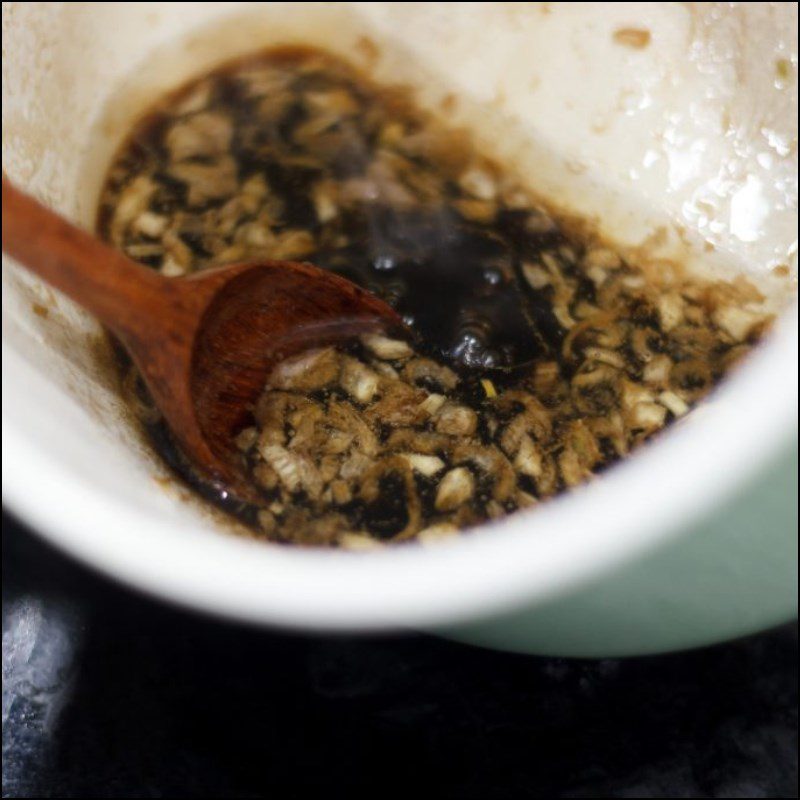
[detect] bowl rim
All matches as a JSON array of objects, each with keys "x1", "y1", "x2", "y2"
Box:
[{"x1": 3, "y1": 300, "x2": 797, "y2": 630}]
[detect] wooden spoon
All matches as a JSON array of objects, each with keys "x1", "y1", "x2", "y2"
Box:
[{"x1": 2, "y1": 177, "x2": 405, "y2": 501}]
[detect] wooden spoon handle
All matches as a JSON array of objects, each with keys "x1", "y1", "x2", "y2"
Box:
[{"x1": 2, "y1": 176, "x2": 170, "y2": 339}]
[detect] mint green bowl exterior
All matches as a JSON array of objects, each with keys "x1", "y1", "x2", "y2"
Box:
[{"x1": 440, "y1": 443, "x2": 798, "y2": 657}]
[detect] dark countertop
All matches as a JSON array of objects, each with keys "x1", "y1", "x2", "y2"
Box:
[{"x1": 2, "y1": 511, "x2": 797, "y2": 799}]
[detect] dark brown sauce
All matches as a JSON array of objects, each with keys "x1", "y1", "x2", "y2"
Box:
[
  {"x1": 97, "y1": 46, "x2": 770, "y2": 545},
  {"x1": 98, "y1": 47, "x2": 568, "y2": 373}
]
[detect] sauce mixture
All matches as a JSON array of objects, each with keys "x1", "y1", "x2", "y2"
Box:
[{"x1": 98, "y1": 47, "x2": 772, "y2": 546}]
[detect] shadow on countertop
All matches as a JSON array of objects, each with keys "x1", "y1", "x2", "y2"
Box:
[{"x1": 2, "y1": 511, "x2": 797, "y2": 799}]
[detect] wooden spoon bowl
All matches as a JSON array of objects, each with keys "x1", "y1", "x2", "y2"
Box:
[{"x1": 2, "y1": 177, "x2": 404, "y2": 501}]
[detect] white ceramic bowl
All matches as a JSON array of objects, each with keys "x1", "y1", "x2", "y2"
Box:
[{"x1": 3, "y1": 2, "x2": 797, "y2": 655}]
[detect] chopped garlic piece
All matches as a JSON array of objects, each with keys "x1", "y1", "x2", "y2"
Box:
[
  {"x1": 360, "y1": 334, "x2": 413, "y2": 360},
  {"x1": 435, "y1": 467, "x2": 474, "y2": 511},
  {"x1": 658, "y1": 390, "x2": 689, "y2": 417},
  {"x1": 400, "y1": 453, "x2": 446, "y2": 477}
]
